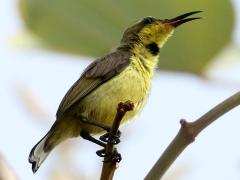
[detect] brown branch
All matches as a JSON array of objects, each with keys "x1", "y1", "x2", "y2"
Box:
[
  {"x1": 100, "y1": 101, "x2": 134, "y2": 180},
  {"x1": 145, "y1": 91, "x2": 240, "y2": 180}
]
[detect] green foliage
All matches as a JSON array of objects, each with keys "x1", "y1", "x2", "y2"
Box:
[{"x1": 20, "y1": 0, "x2": 234, "y2": 74}]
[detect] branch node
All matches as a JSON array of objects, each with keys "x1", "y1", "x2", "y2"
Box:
[
  {"x1": 118, "y1": 101, "x2": 134, "y2": 112},
  {"x1": 180, "y1": 119, "x2": 196, "y2": 143}
]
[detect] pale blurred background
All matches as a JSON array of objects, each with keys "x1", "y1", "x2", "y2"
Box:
[{"x1": 0, "y1": 0, "x2": 240, "y2": 180}]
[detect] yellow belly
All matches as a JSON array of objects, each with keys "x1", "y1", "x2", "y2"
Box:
[{"x1": 78, "y1": 64, "x2": 151, "y2": 134}]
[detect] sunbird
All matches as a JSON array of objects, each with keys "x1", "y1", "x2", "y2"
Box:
[{"x1": 29, "y1": 11, "x2": 201, "y2": 173}]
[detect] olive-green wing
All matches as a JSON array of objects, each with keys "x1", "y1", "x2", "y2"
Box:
[{"x1": 56, "y1": 50, "x2": 131, "y2": 117}]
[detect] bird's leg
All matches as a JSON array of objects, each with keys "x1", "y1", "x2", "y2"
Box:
[
  {"x1": 80, "y1": 131, "x2": 107, "y2": 157},
  {"x1": 79, "y1": 115, "x2": 121, "y2": 144},
  {"x1": 80, "y1": 131, "x2": 106, "y2": 147},
  {"x1": 80, "y1": 131, "x2": 120, "y2": 161},
  {"x1": 79, "y1": 115, "x2": 111, "y2": 132}
]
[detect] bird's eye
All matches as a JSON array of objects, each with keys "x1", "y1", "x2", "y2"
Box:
[{"x1": 142, "y1": 17, "x2": 156, "y2": 25}]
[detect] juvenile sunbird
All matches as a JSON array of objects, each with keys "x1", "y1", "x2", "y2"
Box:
[{"x1": 29, "y1": 11, "x2": 201, "y2": 173}]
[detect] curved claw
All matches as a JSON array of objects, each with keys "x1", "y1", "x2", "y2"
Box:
[
  {"x1": 99, "y1": 133, "x2": 109, "y2": 142},
  {"x1": 96, "y1": 149, "x2": 107, "y2": 157},
  {"x1": 109, "y1": 136, "x2": 120, "y2": 145},
  {"x1": 97, "y1": 148, "x2": 122, "y2": 163},
  {"x1": 111, "y1": 150, "x2": 122, "y2": 163},
  {"x1": 99, "y1": 130, "x2": 121, "y2": 144}
]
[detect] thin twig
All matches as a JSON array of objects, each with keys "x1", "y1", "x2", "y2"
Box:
[
  {"x1": 100, "y1": 101, "x2": 134, "y2": 180},
  {"x1": 145, "y1": 91, "x2": 240, "y2": 180}
]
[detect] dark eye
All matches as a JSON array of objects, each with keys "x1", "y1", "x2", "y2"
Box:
[{"x1": 142, "y1": 17, "x2": 156, "y2": 25}]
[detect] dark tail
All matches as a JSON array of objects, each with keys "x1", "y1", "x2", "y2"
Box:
[
  {"x1": 29, "y1": 117, "x2": 81, "y2": 173},
  {"x1": 28, "y1": 132, "x2": 52, "y2": 173}
]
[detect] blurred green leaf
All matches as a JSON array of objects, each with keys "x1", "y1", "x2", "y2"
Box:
[{"x1": 19, "y1": 0, "x2": 234, "y2": 74}]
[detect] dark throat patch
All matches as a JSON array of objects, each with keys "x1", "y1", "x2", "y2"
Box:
[{"x1": 145, "y1": 42, "x2": 159, "y2": 56}]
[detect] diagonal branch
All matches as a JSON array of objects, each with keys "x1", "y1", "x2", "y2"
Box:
[
  {"x1": 100, "y1": 101, "x2": 134, "y2": 180},
  {"x1": 145, "y1": 91, "x2": 240, "y2": 180}
]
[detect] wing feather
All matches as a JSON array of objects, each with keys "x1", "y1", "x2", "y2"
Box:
[{"x1": 56, "y1": 50, "x2": 131, "y2": 117}]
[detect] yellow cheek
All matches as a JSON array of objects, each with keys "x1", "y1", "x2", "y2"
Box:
[
  {"x1": 157, "y1": 29, "x2": 174, "y2": 47},
  {"x1": 139, "y1": 24, "x2": 174, "y2": 47}
]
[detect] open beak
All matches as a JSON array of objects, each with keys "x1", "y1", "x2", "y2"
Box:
[{"x1": 163, "y1": 11, "x2": 202, "y2": 27}]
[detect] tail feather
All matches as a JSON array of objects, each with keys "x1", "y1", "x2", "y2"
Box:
[
  {"x1": 29, "y1": 118, "x2": 81, "y2": 173},
  {"x1": 28, "y1": 133, "x2": 51, "y2": 173}
]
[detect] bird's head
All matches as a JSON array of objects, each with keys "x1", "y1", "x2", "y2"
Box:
[{"x1": 121, "y1": 11, "x2": 202, "y2": 55}]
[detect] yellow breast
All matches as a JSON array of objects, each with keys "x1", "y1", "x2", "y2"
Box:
[{"x1": 79, "y1": 54, "x2": 158, "y2": 134}]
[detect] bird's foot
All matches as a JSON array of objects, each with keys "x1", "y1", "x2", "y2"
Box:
[
  {"x1": 96, "y1": 148, "x2": 122, "y2": 163},
  {"x1": 99, "y1": 130, "x2": 121, "y2": 144},
  {"x1": 96, "y1": 149, "x2": 107, "y2": 157}
]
